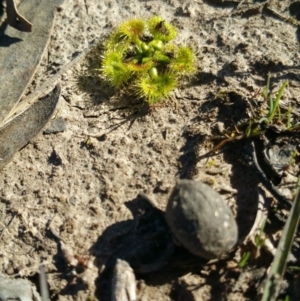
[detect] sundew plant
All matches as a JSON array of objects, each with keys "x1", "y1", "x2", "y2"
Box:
[{"x1": 101, "y1": 16, "x2": 196, "y2": 105}]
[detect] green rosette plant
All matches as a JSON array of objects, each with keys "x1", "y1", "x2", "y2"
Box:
[{"x1": 101, "y1": 16, "x2": 196, "y2": 105}]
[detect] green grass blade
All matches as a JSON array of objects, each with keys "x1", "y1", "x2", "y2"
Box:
[
  {"x1": 268, "y1": 80, "x2": 288, "y2": 122},
  {"x1": 268, "y1": 96, "x2": 274, "y2": 122},
  {"x1": 239, "y1": 251, "x2": 251, "y2": 268},
  {"x1": 262, "y1": 72, "x2": 271, "y2": 99},
  {"x1": 287, "y1": 105, "x2": 292, "y2": 129}
]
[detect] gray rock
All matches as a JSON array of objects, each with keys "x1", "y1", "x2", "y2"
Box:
[
  {"x1": 0, "y1": 274, "x2": 41, "y2": 301},
  {"x1": 165, "y1": 180, "x2": 238, "y2": 259},
  {"x1": 43, "y1": 116, "x2": 66, "y2": 134}
]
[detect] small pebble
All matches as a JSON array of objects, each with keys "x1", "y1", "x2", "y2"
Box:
[
  {"x1": 43, "y1": 116, "x2": 66, "y2": 134},
  {"x1": 165, "y1": 180, "x2": 238, "y2": 259}
]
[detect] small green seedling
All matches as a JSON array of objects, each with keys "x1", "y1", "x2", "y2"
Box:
[
  {"x1": 101, "y1": 16, "x2": 196, "y2": 104},
  {"x1": 259, "y1": 73, "x2": 288, "y2": 125},
  {"x1": 210, "y1": 74, "x2": 300, "y2": 156},
  {"x1": 238, "y1": 219, "x2": 267, "y2": 268},
  {"x1": 243, "y1": 73, "x2": 300, "y2": 138}
]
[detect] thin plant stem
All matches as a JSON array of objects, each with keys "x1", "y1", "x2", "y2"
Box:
[
  {"x1": 261, "y1": 178, "x2": 300, "y2": 301},
  {"x1": 39, "y1": 264, "x2": 50, "y2": 301}
]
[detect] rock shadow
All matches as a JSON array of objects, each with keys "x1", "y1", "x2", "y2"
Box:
[
  {"x1": 90, "y1": 193, "x2": 174, "y2": 300},
  {"x1": 90, "y1": 192, "x2": 230, "y2": 301}
]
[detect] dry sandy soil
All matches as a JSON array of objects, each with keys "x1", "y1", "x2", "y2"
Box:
[{"x1": 1, "y1": 0, "x2": 300, "y2": 300}]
